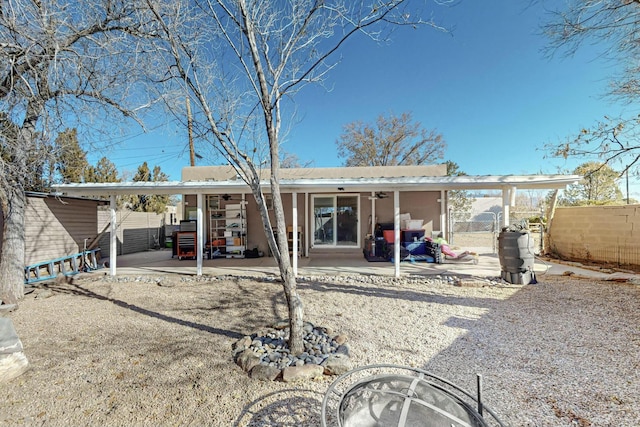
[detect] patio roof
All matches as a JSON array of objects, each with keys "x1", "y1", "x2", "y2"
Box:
[
  {"x1": 53, "y1": 174, "x2": 580, "y2": 196},
  {"x1": 51, "y1": 168, "x2": 580, "y2": 280}
]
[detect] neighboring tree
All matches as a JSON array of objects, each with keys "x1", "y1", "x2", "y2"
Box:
[
  {"x1": 127, "y1": 162, "x2": 170, "y2": 214},
  {"x1": 559, "y1": 161, "x2": 624, "y2": 206},
  {"x1": 0, "y1": 1, "x2": 154, "y2": 304},
  {"x1": 85, "y1": 157, "x2": 120, "y2": 184},
  {"x1": 336, "y1": 112, "x2": 446, "y2": 167},
  {"x1": 144, "y1": 1, "x2": 446, "y2": 354},
  {"x1": 280, "y1": 151, "x2": 312, "y2": 169},
  {"x1": 445, "y1": 160, "x2": 472, "y2": 218},
  {"x1": 544, "y1": 116, "x2": 640, "y2": 200},
  {"x1": 543, "y1": 1, "x2": 640, "y2": 185},
  {"x1": 55, "y1": 128, "x2": 90, "y2": 184}
]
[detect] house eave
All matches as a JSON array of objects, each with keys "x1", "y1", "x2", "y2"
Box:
[{"x1": 52, "y1": 174, "x2": 580, "y2": 197}]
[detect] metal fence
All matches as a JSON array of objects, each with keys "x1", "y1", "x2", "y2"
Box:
[{"x1": 449, "y1": 210, "x2": 544, "y2": 254}]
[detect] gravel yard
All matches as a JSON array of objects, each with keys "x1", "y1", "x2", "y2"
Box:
[{"x1": 1, "y1": 271, "x2": 639, "y2": 426}]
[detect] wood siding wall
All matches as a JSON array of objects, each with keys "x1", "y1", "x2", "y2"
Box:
[
  {"x1": 24, "y1": 196, "x2": 99, "y2": 266},
  {"x1": 548, "y1": 204, "x2": 640, "y2": 267}
]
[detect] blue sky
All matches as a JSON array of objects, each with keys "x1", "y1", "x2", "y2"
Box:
[{"x1": 87, "y1": 1, "x2": 639, "y2": 198}]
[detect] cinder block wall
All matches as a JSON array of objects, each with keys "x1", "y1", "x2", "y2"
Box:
[{"x1": 548, "y1": 204, "x2": 640, "y2": 267}]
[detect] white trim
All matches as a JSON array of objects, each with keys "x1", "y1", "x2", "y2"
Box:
[
  {"x1": 292, "y1": 192, "x2": 298, "y2": 276},
  {"x1": 110, "y1": 195, "x2": 117, "y2": 276},
  {"x1": 311, "y1": 193, "x2": 360, "y2": 248},
  {"x1": 53, "y1": 174, "x2": 580, "y2": 197},
  {"x1": 304, "y1": 193, "x2": 309, "y2": 257},
  {"x1": 394, "y1": 190, "x2": 400, "y2": 278},
  {"x1": 196, "y1": 193, "x2": 204, "y2": 275}
]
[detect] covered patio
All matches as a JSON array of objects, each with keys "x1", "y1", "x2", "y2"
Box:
[{"x1": 54, "y1": 168, "x2": 579, "y2": 279}]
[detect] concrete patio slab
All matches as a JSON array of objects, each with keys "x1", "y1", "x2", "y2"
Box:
[{"x1": 82, "y1": 248, "x2": 639, "y2": 281}]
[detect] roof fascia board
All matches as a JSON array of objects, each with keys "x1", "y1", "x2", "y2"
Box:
[{"x1": 53, "y1": 174, "x2": 581, "y2": 196}]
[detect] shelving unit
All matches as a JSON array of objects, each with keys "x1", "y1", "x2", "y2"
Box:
[
  {"x1": 206, "y1": 195, "x2": 247, "y2": 258},
  {"x1": 207, "y1": 195, "x2": 226, "y2": 258},
  {"x1": 287, "y1": 226, "x2": 303, "y2": 257},
  {"x1": 224, "y1": 203, "x2": 246, "y2": 258}
]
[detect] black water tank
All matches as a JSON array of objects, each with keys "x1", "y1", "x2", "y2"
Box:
[{"x1": 498, "y1": 230, "x2": 535, "y2": 284}]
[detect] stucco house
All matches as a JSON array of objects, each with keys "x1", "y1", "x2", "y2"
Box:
[{"x1": 54, "y1": 164, "x2": 579, "y2": 277}]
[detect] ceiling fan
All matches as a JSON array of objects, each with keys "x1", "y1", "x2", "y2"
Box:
[{"x1": 366, "y1": 192, "x2": 389, "y2": 200}]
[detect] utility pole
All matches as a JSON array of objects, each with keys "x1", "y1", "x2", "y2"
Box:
[{"x1": 187, "y1": 97, "x2": 195, "y2": 166}]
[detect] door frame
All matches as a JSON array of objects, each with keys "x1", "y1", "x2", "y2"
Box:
[{"x1": 311, "y1": 193, "x2": 360, "y2": 248}]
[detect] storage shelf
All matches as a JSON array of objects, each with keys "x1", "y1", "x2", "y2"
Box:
[{"x1": 206, "y1": 196, "x2": 247, "y2": 258}]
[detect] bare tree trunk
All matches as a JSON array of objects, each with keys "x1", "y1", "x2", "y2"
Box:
[
  {"x1": 543, "y1": 189, "x2": 559, "y2": 256},
  {"x1": 0, "y1": 123, "x2": 31, "y2": 304},
  {"x1": 270, "y1": 176, "x2": 304, "y2": 355},
  {"x1": 0, "y1": 187, "x2": 26, "y2": 304}
]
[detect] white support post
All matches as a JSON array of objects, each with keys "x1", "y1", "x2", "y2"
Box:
[
  {"x1": 109, "y1": 194, "x2": 117, "y2": 276},
  {"x1": 502, "y1": 187, "x2": 511, "y2": 228},
  {"x1": 304, "y1": 192, "x2": 309, "y2": 257},
  {"x1": 371, "y1": 191, "x2": 376, "y2": 237},
  {"x1": 292, "y1": 192, "x2": 298, "y2": 276},
  {"x1": 440, "y1": 190, "x2": 446, "y2": 239},
  {"x1": 196, "y1": 193, "x2": 204, "y2": 276},
  {"x1": 394, "y1": 190, "x2": 400, "y2": 278}
]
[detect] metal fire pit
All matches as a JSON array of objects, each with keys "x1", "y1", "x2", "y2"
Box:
[{"x1": 321, "y1": 364, "x2": 507, "y2": 427}]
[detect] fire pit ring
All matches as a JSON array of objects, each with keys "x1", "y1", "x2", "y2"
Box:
[{"x1": 321, "y1": 364, "x2": 507, "y2": 427}]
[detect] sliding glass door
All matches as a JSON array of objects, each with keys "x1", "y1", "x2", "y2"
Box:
[{"x1": 312, "y1": 195, "x2": 359, "y2": 247}]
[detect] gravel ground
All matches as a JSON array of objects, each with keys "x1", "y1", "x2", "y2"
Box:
[{"x1": 1, "y1": 271, "x2": 639, "y2": 426}]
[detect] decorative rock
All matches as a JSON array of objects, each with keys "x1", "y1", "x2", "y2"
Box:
[
  {"x1": 234, "y1": 320, "x2": 351, "y2": 382},
  {"x1": 235, "y1": 349, "x2": 262, "y2": 372},
  {"x1": 322, "y1": 354, "x2": 352, "y2": 375},
  {"x1": 250, "y1": 364, "x2": 281, "y2": 381},
  {"x1": 268, "y1": 351, "x2": 280, "y2": 362},
  {"x1": 272, "y1": 319, "x2": 289, "y2": 329},
  {"x1": 335, "y1": 344, "x2": 350, "y2": 356},
  {"x1": 231, "y1": 336, "x2": 252, "y2": 355},
  {"x1": 282, "y1": 364, "x2": 324, "y2": 383},
  {"x1": 333, "y1": 334, "x2": 348, "y2": 345}
]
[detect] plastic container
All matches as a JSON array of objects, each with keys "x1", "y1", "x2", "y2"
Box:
[
  {"x1": 383, "y1": 230, "x2": 395, "y2": 244},
  {"x1": 498, "y1": 231, "x2": 535, "y2": 284},
  {"x1": 403, "y1": 219, "x2": 423, "y2": 230}
]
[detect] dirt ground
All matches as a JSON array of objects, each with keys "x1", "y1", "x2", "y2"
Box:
[{"x1": 1, "y1": 271, "x2": 639, "y2": 426}]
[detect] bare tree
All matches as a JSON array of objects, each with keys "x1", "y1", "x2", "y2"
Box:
[
  {"x1": 544, "y1": 114, "x2": 640, "y2": 183},
  {"x1": 0, "y1": 1, "x2": 155, "y2": 304},
  {"x1": 543, "y1": 0, "x2": 640, "y2": 103},
  {"x1": 542, "y1": 1, "x2": 640, "y2": 182},
  {"x1": 143, "y1": 0, "x2": 447, "y2": 354},
  {"x1": 337, "y1": 111, "x2": 446, "y2": 167}
]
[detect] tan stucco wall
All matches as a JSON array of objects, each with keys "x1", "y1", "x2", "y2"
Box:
[
  {"x1": 182, "y1": 164, "x2": 448, "y2": 181},
  {"x1": 548, "y1": 204, "x2": 640, "y2": 267},
  {"x1": 184, "y1": 191, "x2": 443, "y2": 255}
]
